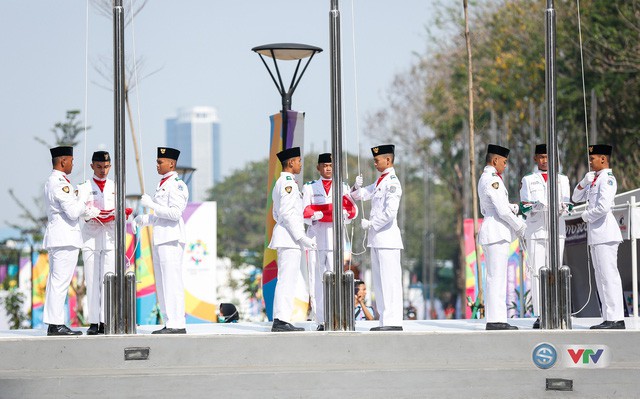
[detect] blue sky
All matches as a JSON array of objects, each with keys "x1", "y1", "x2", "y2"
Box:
[{"x1": 0, "y1": 0, "x2": 439, "y2": 235}]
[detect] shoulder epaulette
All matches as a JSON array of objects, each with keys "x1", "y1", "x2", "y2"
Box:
[{"x1": 304, "y1": 180, "x2": 315, "y2": 185}]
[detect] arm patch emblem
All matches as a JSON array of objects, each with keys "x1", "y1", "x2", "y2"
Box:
[
  {"x1": 492, "y1": 182, "x2": 499, "y2": 189},
  {"x1": 285, "y1": 186, "x2": 292, "y2": 194},
  {"x1": 62, "y1": 186, "x2": 70, "y2": 193}
]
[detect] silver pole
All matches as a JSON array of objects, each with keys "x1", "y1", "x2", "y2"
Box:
[
  {"x1": 540, "y1": 266, "x2": 551, "y2": 329},
  {"x1": 329, "y1": 0, "x2": 346, "y2": 330},
  {"x1": 323, "y1": 271, "x2": 336, "y2": 331},
  {"x1": 343, "y1": 270, "x2": 355, "y2": 331},
  {"x1": 559, "y1": 265, "x2": 572, "y2": 329},
  {"x1": 545, "y1": 0, "x2": 563, "y2": 329},
  {"x1": 113, "y1": 0, "x2": 127, "y2": 334},
  {"x1": 104, "y1": 272, "x2": 117, "y2": 335},
  {"x1": 125, "y1": 271, "x2": 137, "y2": 334},
  {"x1": 631, "y1": 196, "x2": 638, "y2": 318}
]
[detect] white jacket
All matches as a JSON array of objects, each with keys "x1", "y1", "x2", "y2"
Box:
[
  {"x1": 139, "y1": 171, "x2": 189, "y2": 245},
  {"x1": 351, "y1": 167, "x2": 403, "y2": 249},
  {"x1": 269, "y1": 172, "x2": 305, "y2": 249},
  {"x1": 302, "y1": 178, "x2": 356, "y2": 250},
  {"x1": 478, "y1": 165, "x2": 526, "y2": 245},
  {"x1": 79, "y1": 177, "x2": 116, "y2": 250},
  {"x1": 43, "y1": 170, "x2": 85, "y2": 249},
  {"x1": 519, "y1": 169, "x2": 571, "y2": 239},
  {"x1": 572, "y1": 168, "x2": 622, "y2": 245}
]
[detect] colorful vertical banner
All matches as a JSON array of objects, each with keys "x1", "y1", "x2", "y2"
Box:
[
  {"x1": 182, "y1": 202, "x2": 218, "y2": 323},
  {"x1": 31, "y1": 252, "x2": 49, "y2": 328},
  {"x1": 262, "y1": 110, "x2": 308, "y2": 321},
  {"x1": 135, "y1": 224, "x2": 159, "y2": 325},
  {"x1": 464, "y1": 218, "x2": 527, "y2": 319}
]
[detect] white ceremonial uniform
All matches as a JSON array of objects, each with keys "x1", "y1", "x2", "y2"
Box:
[
  {"x1": 519, "y1": 168, "x2": 571, "y2": 316},
  {"x1": 78, "y1": 177, "x2": 116, "y2": 324},
  {"x1": 478, "y1": 165, "x2": 526, "y2": 323},
  {"x1": 572, "y1": 168, "x2": 624, "y2": 321},
  {"x1": 137, "y1": 171, "x2": 189, "y2": 328},
  {"x1": 302, "y1": 178, "x2": 356, "y2": 323},
  {"x1": 43, "y1": 170, "x2": 87, "y2": 325},
  {"x1": 351, "y1": 167, "x2": 404, "y2": 327},
  {"x1": 269, "y1": 172, "x2": 306, "y2": 323}
]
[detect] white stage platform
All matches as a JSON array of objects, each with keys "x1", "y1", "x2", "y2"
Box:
[{"x1": 1, "y1": 318, "x2": 639, "y2": 398}]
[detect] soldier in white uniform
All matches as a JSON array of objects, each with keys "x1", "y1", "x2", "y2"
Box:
[
  {"x1": 302, "y1": 153, "x2": 357, "y2": 330},
  {"x1": 572, "y1": 144, "x2": 625, "y2": 329},
  {"x1": 268, "y1": 147, "x2": 317, "y2": 332},
  {"x1": 78, "y1": 151, "x2": 132, "y2": 335},
  {"x1": 134, "y1": 147, "x2": 189, "y2": 334},
  {"x1": 43, "y1": 146, "x2": 99, "y2": 336},
  {"x1": 519, "y1": 144, "x2": 571, "y2": 328},
  {"x1": 478, "y1": 144, "x2": 526, "y2": 330},
  {"x1": 351, "y1": 144, "x2": 404, "y2": 331}
]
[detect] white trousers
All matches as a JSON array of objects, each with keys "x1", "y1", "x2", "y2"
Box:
[
  {"x1": 82, "y1": 249, "x2": 115, "y2": 324},
  {"x1": 527, "y1": 237, "x2": 565, "y2": 316},
  {"x1": 308, "y1": 249, "x2": 333, "y2": 324},
  {"x1": 591, "y1": 242, "x2": 624, "y2": 321},
  {"x1": 483, "y1": 241, "x2": 510, "y2": 323},
  {"x1": 274, "y1": 248, "x2": 302, "y2": 323},
  {"x1": 152, "y1": 241, "x2": 186, "y2": 329},
  {"x1": 43, "y1": 246, "x2": 79, "y2": 325},
  {"x1": 371, "y1": 248, "x2": 403, "y2": 327}
]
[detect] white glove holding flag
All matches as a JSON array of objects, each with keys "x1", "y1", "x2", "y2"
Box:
[
  {"x1": 353, "y1": 175, "x2": 363, "y2": 190},
  {"x1": 361, "y1": 218, "x2": 372, "y2": 230},
  {"x1": 579, "y1": 171, "x2": 595, "y2": 188},
  {"x1": 311, "y1": 211, "x2": 323, "y2": 221},
  {"x1": 509, "y1": 203, "x2": 519, "y2": 215},
  {"x1": 140, "y1": 194, "x2": 156, "y2": 210},
  {"x1": 532, "y1": 201, "x2": 547, "y2": 212},
  {"x1": 84, "y1": 206, "x2": 100, "y2": 219},
  {"x1": 298, "y1": 236, "x2": 317, "y2": 250},
  {"x1": 132, "y1": 215, "x2": 145, "y2": 233}
]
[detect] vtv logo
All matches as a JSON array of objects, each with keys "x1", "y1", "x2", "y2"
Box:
[
  {"x1": 564, "y1": 345, "x2": 610, "y2": 368},
  {"x1": 568, "y1": 348, "x2": 604, "y2": 364}
]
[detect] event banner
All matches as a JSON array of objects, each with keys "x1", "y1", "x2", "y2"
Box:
[
  {"x1": 182, "y1": 202, "x2": 217, "y2": 323},
  {"x1": 262, "y1": 110, "x2": 309, "y2": 321}
]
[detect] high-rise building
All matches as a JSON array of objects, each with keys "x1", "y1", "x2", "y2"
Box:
[{"x1": 166, "y1": 106, "x2": 221, "y2": 202}]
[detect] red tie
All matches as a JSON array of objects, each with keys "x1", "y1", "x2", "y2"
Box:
[
  {"x1": 497, "y1": 173, "x2": 503, "y2": 181},
  {"x1": 541, "y1": 173, "x2": 548, "y2": 183},
  {"x1": 376, "y1": 173, "x2": 389, "y2": 187},
  {"x1": 63, "y1": 175, "x2": 70, "y2": 183},
  {"x1": 322, "y1": 180, "x2": 332, "y2": 195},
  {"x1": 93, "y1": 178, "x2": 106, "y2": 192},
  {"x1": 160, "y1": 175, "x2": 172, "y2": 186},
  {"x1": 591, "y1": 174, "x2": 599, "y2": 187}
]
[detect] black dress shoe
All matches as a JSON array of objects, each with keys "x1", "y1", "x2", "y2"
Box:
[
  {"x1": 151, "y1": 326, "x2": 187, "y2": 334},
  {"x1": 590, "y1": 320, "x2": 625, "y2": 330},
  {"x1": 486, "y1": 322, "x2": 518, "y2": 331},
  {"x1": 271, "y1": 319, "x2": 304, "y2": 332},
  {"x1": 532, "y1": 318, "x2": 540, "y2": 329},
  {"x1": 47, "y1": 324, "x2": 82, "y2": 336},
  {"x1": 98, "y1": 323, "x2": 105, "y2": 334},
  {"x1": 316, "y1": 324, "x2": 325, "y2": 331},
  {"x1": 370, "y1": 326, "x2": 403, "y2": 331},
  {"x1": 86, "y1": 323, "x2": 101, "y2": 335}
]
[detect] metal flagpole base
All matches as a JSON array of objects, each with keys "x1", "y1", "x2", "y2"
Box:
[
  {"x1": 540, "y1": 266, "x2": 552, "y2": 329},
  {"x1": 323, "y1": 271, "x2": 336, "y2": 331},
  {"x1": 559, "y1": 265, "x2": 572, "y2": 329},
  {"x1": 342, "y1": 270, "x2": 355, "y2": 331},
  {"x1": 125, "y1": 271, "x2": 137, "y2": 334},
  {"x1": 104, "y1": 272, "x2": 117, "y2": 335}
]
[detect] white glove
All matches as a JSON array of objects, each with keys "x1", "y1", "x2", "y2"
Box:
[
  {"x1": 140, "y1": 194, "x2": 156, "y2": 210},
  {"x1": 342, "y1": 210, "x2": 349, "y2": 220},
  {"x1": 509, "y1": 204, "x2": 519, "y2": 215},
  {"x1": 361, "y1": 218, "x2": 371, "y2": 230},
  {"x1": 579, "y1": 171, "x2": 595, "y2": 188},
  {"x1": 559, "y1": 202, "x2": 569, "y2": 215},
  {"x1": 84, "y1": 206, "x2": 100, "y2": 219},
  {"x1": 133, "y1": 215, "x2": 145, "y2": 231},
  {"x1": 353, "y1": 174, "x2": 363, "y2": 190},
  {"x1": 532, "y1": 202, "x2": 547, "y2": 212},
  {"x1": 515, "y1": 224, "x2": 526, "y2": 239},
  {"x1": 298, "y1": 236, "x2": 317, "y2": 250},
  {"x1": 581, "y1": 211, "x2": 589, "y2": 222},
  {"x1": 311, "y1": 211, "x2": 323, "y2": 221}
]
